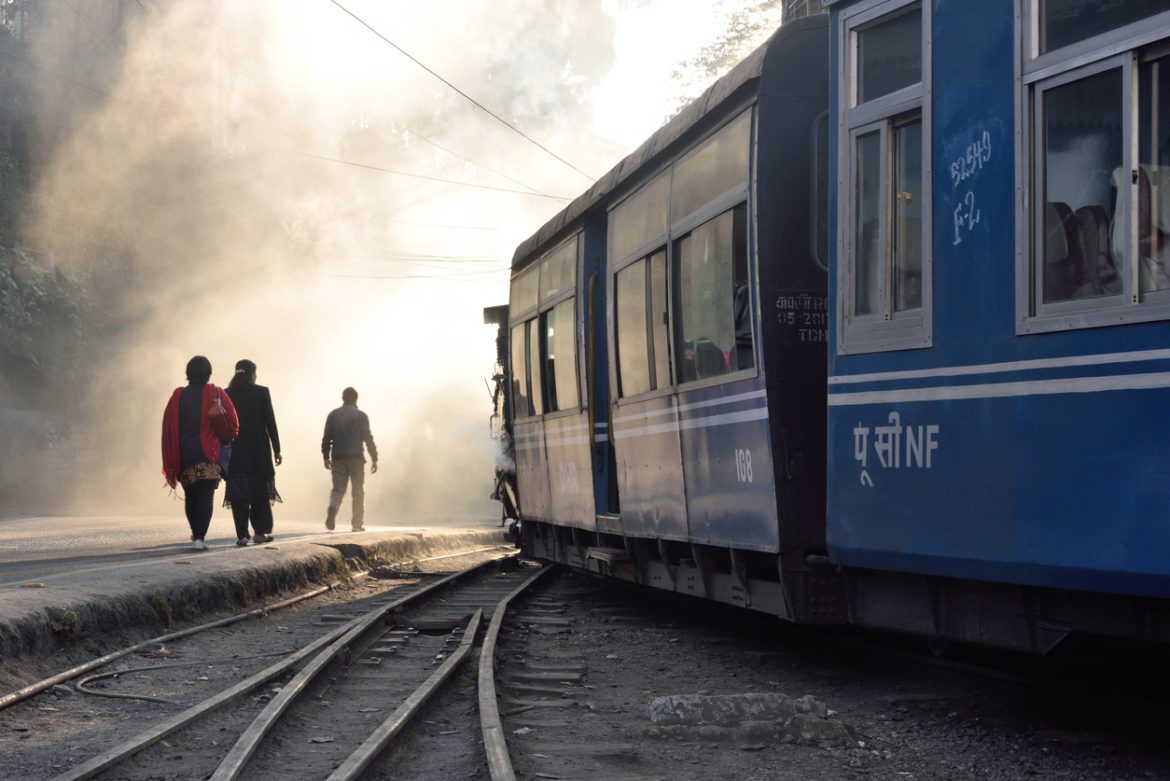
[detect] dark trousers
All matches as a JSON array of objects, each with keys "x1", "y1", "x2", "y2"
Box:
[
  {"x1": 326, "y1": 457, "x2": 365, "y2": 528},
  {"x1": 231, "y1": 475, "x2": 274, "y2": 539},
  {"x1": 183, "y1": 480, "x2": 217, "y2": 540}
]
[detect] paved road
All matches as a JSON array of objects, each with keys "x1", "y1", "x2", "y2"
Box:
[{"x1": 0, "y1": 513, "x2": 499, "y2": 586}]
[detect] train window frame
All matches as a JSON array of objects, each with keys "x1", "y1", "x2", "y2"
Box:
[
  {"x1": 613, "y1": 248, "x2": 672, "y2": 400},
  {"x1": 607, "y1": 105, "x2": 760, "y2": 404},
  {"x1": 673, "y1": 203, "x2": 755, "y2": 388},
  {"x1": 836, "y1": 0, "x2": 933, "y2": 355},
  {"x1": 1016, "y1": 1, "x2": 1170, "y2": 333},
  {"x1": 509, "y1": 233, "x2": 584, "y2": 418}
]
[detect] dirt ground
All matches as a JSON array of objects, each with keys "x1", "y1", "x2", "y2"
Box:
[{"x1": 1, "y1": 560, "x2": 1168, "y2": 780}]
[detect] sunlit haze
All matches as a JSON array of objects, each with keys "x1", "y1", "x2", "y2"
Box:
[{"x1": 3, "y1": 0, "x2": 788, "y2": 523}]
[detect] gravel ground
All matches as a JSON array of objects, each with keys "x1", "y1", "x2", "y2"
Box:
[
  {"x1": 2, "y1": 557, "x2": 1167, "y2": 780},
  {"x1": 497, "y1": 572, "x2": 1170, "y2": 781},
  {"x1": 0, "y1": 548, "x2": 513, "y2": 780}
]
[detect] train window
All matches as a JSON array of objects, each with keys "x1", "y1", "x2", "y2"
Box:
[
  {"x1": 855, "y1": 5, "x2": 921, "y2": 105},
  {"x1": 615, "y1": 260, "x2": 651, "y2": 397},
  {"x1": 510, "y1": 323, "x2": 531, "y2": 418},
  {"x1": 539, "y1": 237, "x2": 577, "y2": 302},
  {"x1": 670, "y1": 110, "x2": 751, "y2": 224},
  {"x1": 526, "y1": 318, "x2": 544, "y2": 416},
  {"x1": 838, "y1": 0, "x2": 931, "y2": 353},
  {"x1": 649, "y1": 251, "x2": 671, "y2": 388},
  {"x1": 510, "y1": 268, "x2": 538, "y2": 318},
  {"x1": 611, "y1": 171, "x2": 669, "y2": 263},
  {"x1": 1020, "y1": 7, "x2": 1170, "y2": 330},
  {"x1": 1038, "y1": 0, "x2": 1170, "y2": 56},
  {"x1": 674, "y1": 205, "x2": 752, "y2": 382},
  {"x1": 615, "y1": 251, "x2": 670, "y2": 397},
  {"x1": 1037, "y1": 66, "x2": 1124, "y2": 304},
  {"x1": 540, "y1": 298, "x2": 578, "y2": 412}
]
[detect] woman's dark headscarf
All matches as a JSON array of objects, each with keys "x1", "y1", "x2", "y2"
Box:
[
  {"x1": 186, "y1": 355, "x2": 212, "y2": 384},
  {"x1": 229, "y1": 359, "x2": 256, "y2": 389}
]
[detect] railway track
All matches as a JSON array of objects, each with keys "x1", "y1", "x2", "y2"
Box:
[{"x1": 26, "y1": 555, "x2": 549, "y2": 781}]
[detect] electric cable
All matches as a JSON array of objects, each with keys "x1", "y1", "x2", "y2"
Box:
[{"x1": 328, "y1": 0, "x2": 597, "y2": 182}]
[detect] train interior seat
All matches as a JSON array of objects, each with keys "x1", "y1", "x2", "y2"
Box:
[
  {"x1": 1074, "y1": 204, "x2": 1120, "y2": 296},
  {"x1": 1044, "y1": 201, "x2": 1084, "y2": 302}
]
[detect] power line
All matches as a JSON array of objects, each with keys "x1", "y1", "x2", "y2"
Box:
[
  {"x1": 329, "y1": 0, "x2": 597, "y2": 182},
  {"x1": 385, "y1": 219, "x2": 496, "y2": 232},
  {"x1": 325, "y1": 267, "x2": 508, "y2": 280},
  {"x1": 0, "y1": 51, "x2": 572, "y2": 204},
  {"x1": 400, "y1": 123, "x2": 558, "y2": 199},
  {"x1": 285, "y1": 148, "x2": 571, "y2": 201}
]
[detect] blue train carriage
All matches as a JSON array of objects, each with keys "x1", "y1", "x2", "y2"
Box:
[
  {"x1": 511, "y1": 15, "x2": 842, "y2": 623},
  {"x1": 826, "y1": 0, "x2": 1170, "y2": 651}
]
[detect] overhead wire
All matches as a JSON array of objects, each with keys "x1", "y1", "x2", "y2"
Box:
[
  {"x1": 284, "y1": 148, "x2": 570, "y2": 201},
  {"x1": 328, "y1": 0, "x2": 598, "y2": 182}
]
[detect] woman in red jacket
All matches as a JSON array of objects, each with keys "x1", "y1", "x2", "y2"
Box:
[{"x1": 161, "y1": 355, "x2": 239, "y2": 550}]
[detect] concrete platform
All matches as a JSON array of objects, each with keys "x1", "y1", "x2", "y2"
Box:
[{"x1": 0, "y1": 526, "x2": 510, "y2": 659}]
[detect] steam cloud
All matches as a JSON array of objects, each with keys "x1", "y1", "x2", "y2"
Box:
[{"x1": 13, "y1": 0, "x2": 785, "y2": 523}]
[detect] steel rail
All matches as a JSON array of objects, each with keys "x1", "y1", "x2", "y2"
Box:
[
  {"x1": 52, "y1": 599, "x2": 368, "y2": 781},
  {"x1": 326, "y1": 608, "x2": 484, "y2": 781},
  {"x1": 0, "y1": 582, "x2": 335, "y2": 715},
  {"x1": 479, "y1": 564, "x2": 557, "y2": 781},
  {"x1": 209, "y1": 556, "x2": 510, "y2": 781}
]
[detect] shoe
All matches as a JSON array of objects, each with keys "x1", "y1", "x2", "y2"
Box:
[
  {"x1": 236, "y1": 538, "x2": 249, "y2": 547},
  {"x1": 351, "y1": 526, "x2": 365, "y2": 532},
  {"x1": 254, "y1": 534, "x2": 273, "y2": 544},
  {"x1": 193, "y1": 539, "x2": 207, "y2": 551},
  {"x1": 325, "y1": 516, "x2": 335, "y2": 531}
]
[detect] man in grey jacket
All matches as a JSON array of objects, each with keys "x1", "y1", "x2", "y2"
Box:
[{"x1": 321, "y1": 387, "x2": 378, "y2": 531}]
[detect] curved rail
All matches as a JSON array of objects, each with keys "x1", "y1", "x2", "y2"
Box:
[
  {"x1": 0, "y1": 582, "x2": 334, "y2": 715},
  {"x1": 326, "y1": 609, "x2": 484, "y2": 781},
  {"x1": 479, "y1": 564, "x2": 557, "y2": 781},
  {"x1": 209, "y1": 558, "x2": 505, "y2": 781}
]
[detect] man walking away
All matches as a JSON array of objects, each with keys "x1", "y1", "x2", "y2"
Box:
[{"x1": 322, "y1": 387, "x2": 378, "y2": 531}]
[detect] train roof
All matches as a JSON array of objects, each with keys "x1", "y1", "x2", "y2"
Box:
[{"x1": 511, "y1": 13, "x2": 827, "y2": 270}]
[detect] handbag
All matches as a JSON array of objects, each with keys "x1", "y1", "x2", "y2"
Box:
[{"x1": 208, "y1": 387, "x2": 233, "y2": 444}]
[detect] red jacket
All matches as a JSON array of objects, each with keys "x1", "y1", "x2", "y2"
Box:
[{"x1": 161, "y1": 384, "x2": 239, "y2": 488}]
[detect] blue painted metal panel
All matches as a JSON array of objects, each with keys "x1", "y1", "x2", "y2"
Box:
[
  {"x1": 678, "y1": 379, "x2": 779, "y2": 552},
  {"x1": 612, "y1": 395, "x2": 688, "y2": 541},
  {"x1": 828, "y1": 381, "x2": 1170, "y2": 597},
  {"x1": 543, "y1": 412, "x2": 596, "y2": 528},
  {"x1": 514, "y1": 419, "x2": 552, "y2": 522},
  {"x1": 827, "y1": 0, "x2": 1170, "y2": 598}
]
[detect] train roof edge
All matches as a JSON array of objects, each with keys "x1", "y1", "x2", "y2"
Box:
[{"x1": 510, "y1": 13, "x2": 829, "y2": 271}]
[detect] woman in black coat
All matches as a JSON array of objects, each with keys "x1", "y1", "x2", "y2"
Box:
[{"x1": 224, "y1": 359, "x2": 282, "y2": 545}]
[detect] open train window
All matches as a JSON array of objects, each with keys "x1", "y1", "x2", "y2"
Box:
[
  {"x1": 837, "y1": 0, "x2": 932, "y2": 354},
  {"x1": 1019, "y1": 3, "x2": 1170, "y2": 331},
  {"x1": 540, "y1": 298, "x2": 578, "y2": 412}
]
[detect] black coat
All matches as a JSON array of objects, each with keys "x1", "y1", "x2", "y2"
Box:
[{"x1": 225, "y1": 383, "x2": 281, "y2": 477}]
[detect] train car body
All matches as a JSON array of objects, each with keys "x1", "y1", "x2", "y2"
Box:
[
  {"x1": 504, "y1": 16, "x2": 840, "y2": 624},
  {"x1": 825, "y1": 0, "x2": 1170, "y2": 649},
  {"x1": 490, "y1": 1, "x2": 1170, "y2": 653}
]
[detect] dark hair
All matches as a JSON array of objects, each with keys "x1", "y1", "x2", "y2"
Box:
[
  {"x1": 342, "y1": 387, "x2": 358, "y2": 405},
  {"x1": 186, "y1": 355, "x2": 212, "y2": 384},
  {"x1": 229, "y1": 359, "x2": 256, "y2": 389}
]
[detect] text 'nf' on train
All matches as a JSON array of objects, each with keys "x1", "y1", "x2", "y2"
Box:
[{"x1": 485, "y1": 1, "x2": 1170, "y2": 654}]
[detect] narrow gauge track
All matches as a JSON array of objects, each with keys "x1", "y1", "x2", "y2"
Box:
[{"x1": 50, "y1": 556, "x2": 550, "y2": 781}]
